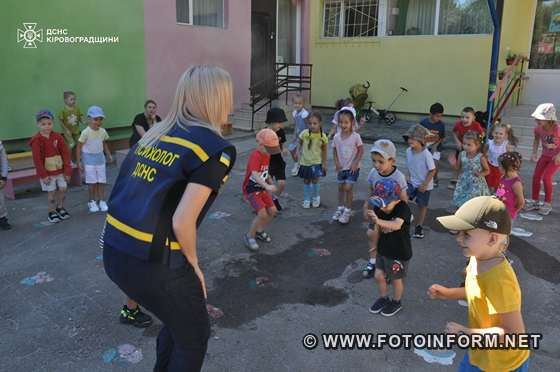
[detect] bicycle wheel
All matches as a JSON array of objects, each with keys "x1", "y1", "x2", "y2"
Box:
[{"x1": 384, "y1": 112, "x2": 396, "y2": 126}]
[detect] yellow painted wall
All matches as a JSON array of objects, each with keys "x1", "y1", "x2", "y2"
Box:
[
  {"x1": 499, "y1": 0, "x2": 537, "y2": 68},
  {"x1": 308, "y1": 0, "x2": 535, "y2": 117}
]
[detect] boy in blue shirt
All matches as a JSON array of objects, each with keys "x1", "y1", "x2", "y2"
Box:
[{"x1": 420, "y1": 103, "x2": 445, "y2": 188}]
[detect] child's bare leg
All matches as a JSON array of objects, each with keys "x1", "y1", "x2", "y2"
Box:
[
  {"x1": 344, "y1": 184, "x2": 353, "y2": 209},
  {"x1": 367, "y1": 226, "x2": 379, "y2": 259},
  {"x1": 47, "y1": 191, "x2": 56, "y2": 212},
  {"x1": 337, "y1": 184, "x2": 345, "y2": 207},
  {"x1": 392, "y1": 278, "x2": 404, "y2": 301},
  {"x1": 259, "y1": 207, "x2": 277, "y2": 232},
  {"x1": 276, "y1": 180, "x2": 286, "y2": 196},
  {"x1": 250, "y1": 207, "x2": 277, "y2": 237},
  {"x1": 56, "y1": 188, "x2": 67, "y2": 209},
  {"x1": 417, "y1": 206, "x2": 428, "y2": 226},
  {"x1": 374, "y1": 269, "x2": 388, "y2": 297},
  {"x1": 98, "y1": 183, "x2": 105, "y2": 201},
  {"x1": 88, "y1": 184, "x2": 95, "y2": 201}
]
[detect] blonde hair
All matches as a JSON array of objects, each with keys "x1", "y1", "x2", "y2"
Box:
[
  {"x1": 493, "y1": 122, "x2": 518, "y2": 146},
  {"x1": 139, "y1": 65, "x2": 233, "y2": 148},
  {"x1": 292, "y1": 94, "x2": 304, "y2": 104}
]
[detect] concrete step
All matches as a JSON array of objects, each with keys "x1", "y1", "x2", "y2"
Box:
[{"x1": 501, "y1": 104, "x2": 537, "y2": 118}]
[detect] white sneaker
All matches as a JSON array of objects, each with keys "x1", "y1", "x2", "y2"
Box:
[
  {"x1": 312, "y1": 196, "x2": 321, "y2": 208},
  {"x1": 538, "y1": 203, "x2": 552, "y2": 216},
  {"x1": 302, "y1": 200, "x2": 311, "y2": 209},
  {"x1": 524, "y1": 199, "x2": 541, "y2": 211},
  {"x1": 291, "y1": 162, "x2": 300, "y2": 176},
  {"x1": 332, "y1": 207, "x2": 344, "y2": 221},
  {"x1": 98, "y1": 200, "x2": 109, "y2": 212},
  {"x1": 339, "y1": 208, "x2": 351, "y2": 224},
  {"x1": 88, "y1": 200, "x2": 100, "y2": 213},
  {"x1": 511, "y1": 227, "x2": 533, "y2": 238}
]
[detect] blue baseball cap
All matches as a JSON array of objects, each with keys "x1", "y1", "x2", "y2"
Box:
[
  {"x1": 87, "y1": 106, "x2": 105, "y2": 118},
  {"x1": 368, "y1": 179, "x2": 401, "y2": 208},
  {"x1": 35, "y1": 110, "x2": 54, "y2": 122}
]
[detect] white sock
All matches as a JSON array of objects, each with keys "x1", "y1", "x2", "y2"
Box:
[{"x1": 369, "y1": 258, "x2": 376, "y2": 264}]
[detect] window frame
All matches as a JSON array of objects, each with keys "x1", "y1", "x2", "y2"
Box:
[
  {"x1": 176, "y1": 0, "x2": 225, "y2": 28},
  {"x1": 322, "y1": 0, "x2": 380, "y2": 39},
  {"x1": 321, "y1": 0, "x2": 493, "y2": 39}
]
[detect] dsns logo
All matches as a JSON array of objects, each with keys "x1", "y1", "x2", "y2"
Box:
[{"x1": 17, "y1": 22, "x2": 44, "y2": 48}]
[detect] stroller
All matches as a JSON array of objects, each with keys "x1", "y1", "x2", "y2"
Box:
[{"x1": 349, "y1": 81, "x2": 408, "y2": 126}]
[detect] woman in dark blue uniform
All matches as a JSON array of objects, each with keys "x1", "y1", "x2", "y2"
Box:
[{"x1": 102, "y1": 65, "x2": 236, "y2": 371}]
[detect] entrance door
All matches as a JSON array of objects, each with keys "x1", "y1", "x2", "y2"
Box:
[
  {"x1": 523, "y1": 0, "x2": 560, "y2": 107},
  {"x1": 251, "y1": 0, "x2": 277, "y2": 99}
]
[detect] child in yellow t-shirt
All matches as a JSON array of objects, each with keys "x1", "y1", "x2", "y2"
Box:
[
  {"x1": 429, "y1": 196, "x2": 530, "y2": 372},
  {"x1": 59, "y1": 91, "x2": 83, "y2": 159}
]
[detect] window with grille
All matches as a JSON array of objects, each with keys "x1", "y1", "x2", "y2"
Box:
[
  {"x1": 176, "y1": 0, "x2": 224, "y2": 28},
  {"x1": 323, "y1": 0, "x2": 379, "y2": 38}
]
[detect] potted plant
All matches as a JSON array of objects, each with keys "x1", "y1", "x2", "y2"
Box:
[{"x1": 505, "y1": 50, "x2": 517, "y2": 65}]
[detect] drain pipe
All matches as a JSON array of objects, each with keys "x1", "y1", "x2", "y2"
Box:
[{"x1": 485, "y1": 0, "x2": 504, "y2": 140}]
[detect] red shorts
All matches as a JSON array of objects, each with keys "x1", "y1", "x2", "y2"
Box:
[
  {"x1": 486, "y1": 163, "x2": 502, "y2": 188},
  {"x1": 246, "y1": 191, "x2": 274, "y2": 212}
]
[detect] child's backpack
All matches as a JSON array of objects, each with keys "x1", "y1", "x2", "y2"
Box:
[{"x1": 475, "y1": 111, "x2": 488, "y2": 130}]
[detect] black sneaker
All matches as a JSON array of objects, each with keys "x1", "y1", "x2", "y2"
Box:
[
  {"x1": 56, "y1": 207, "x2": 70, "y2": 220},
  {"x1": 119, "y1": 306, "x2": 153, "y2": 328},
  {"x1": 48, "y1": 211, "x2": 61, "y2": 223},
  {"x1": 369, "y1": 296, "x2": 390, "y2": 314},
  {"x1": 380, "y1": 299, "x2": 402, "y2": 317},
  {"x1": 413, "y1": 225, "x2": 424, "y2": 239},
  {"x1": 273, "y1": 197, "x2": 283, "y2": 211},
  {"x1": 0, "y1": 217, "x2": 11, "y2": 230}
]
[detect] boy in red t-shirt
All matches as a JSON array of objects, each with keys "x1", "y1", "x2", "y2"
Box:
[
  {"x1": 29, "y1": 110, "x2": 73, "y2": 223},
  {"x1": 450, "y1": 107, "x2": 485, "y2": 189},
  {"x1": 243, "y1": 128, "x2": 280, "y2": 251}
]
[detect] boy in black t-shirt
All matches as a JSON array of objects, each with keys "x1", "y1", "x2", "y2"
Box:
[
  {"x1": 265, "y1": 107, "x2": 288, "y2": 211},
  {"x1": 367, "y1": 178, "x2": 412, "y2": 317},
  {"x1": 419, "y1": 102, "x2": 445, "y2": 188}
]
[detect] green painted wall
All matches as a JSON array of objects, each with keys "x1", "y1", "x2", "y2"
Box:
[
  {"x1": 0, "y1": 0, "x2": 145, "y2": 141},
  {"x1": 308, "y1": 1, "x2": 533, "y2": 117}
]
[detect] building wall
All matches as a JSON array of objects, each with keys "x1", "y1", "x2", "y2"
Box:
[
  {"x1": 144, "y1": 0, "x2": 252, "y2": 115},
  {"x1": 0, "y1": 0, "x2": 145, "y2": 141},
  {"x1": 499, "y1": 0, "x2": 536, "y2": 65},
  {"x1": 308, "y1": 0, "x2": 533, "y2": 116}
]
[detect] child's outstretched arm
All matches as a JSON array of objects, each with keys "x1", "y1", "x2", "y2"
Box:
[
  {"x1": 427, "y1": 284, "x2": 466, "y2": 300},
  {"x1": 453, "y1": 133, "x2": 462, "y2": 150},
  {"x1": 445, "y1": 310, "x2": 526, "y2": 345},
  {"x1": 251, "y1": 171, "x2": 277, "y2": 193},
  {"x1": 447, "y1": 151, "x2": 461, "y2": 171},
  {"x1": 368, "y1": 210, "x2": 403, "y2": 232}
]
